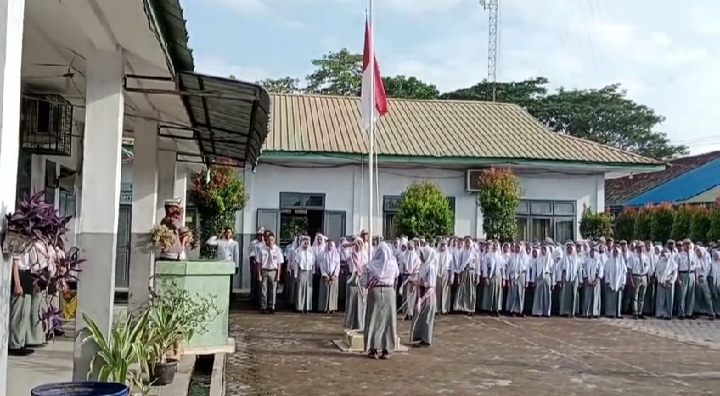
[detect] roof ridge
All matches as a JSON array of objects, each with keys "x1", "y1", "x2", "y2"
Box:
[{"x1": 269, "y1": 92, "x2": 516, "y2": 106}]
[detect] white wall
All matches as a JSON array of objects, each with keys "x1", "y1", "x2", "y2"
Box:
[{"x1": 241, "y1": 161, "x2": 605, "y2": 240}]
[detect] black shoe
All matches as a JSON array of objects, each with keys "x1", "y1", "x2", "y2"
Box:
[
  {"x1": 632, "y1": 315, "x2": 638, "y2": 320},
  {"x1": 260, "y1": 309, "x2": 267, "y2": 314},
  {"x1": 639, "y1": 315, "x2": 646, "y2": 320},
  {"x1": 269, "y1": 309, "x2": 275, "y2": 314},
  {"x1": 8, "y1": 348, "x2": 34, "y2": 357}
]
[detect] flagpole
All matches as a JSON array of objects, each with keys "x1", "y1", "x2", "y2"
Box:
[{"x1": 367, "y1": 0, "x2": 375, "y2": 242}]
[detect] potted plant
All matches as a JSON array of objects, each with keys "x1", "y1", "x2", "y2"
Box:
[
  {"x1": 3, "y1": 190, "x2": 70, "y2": 254},
  {"x1": 145, "y1": 301, "x2": 182, "y2": 386},
  {"x1": 77, "y1": 309, "x2": 152, "y2": 395}
]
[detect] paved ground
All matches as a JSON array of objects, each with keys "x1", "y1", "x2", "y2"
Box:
[{"x1": 226, "y1": 306, "x2": 720, "y2": 396}]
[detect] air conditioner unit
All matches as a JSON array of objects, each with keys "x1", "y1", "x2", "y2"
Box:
[{"x1": 465, "y1": 169, "x2": 485, "y2": 192}]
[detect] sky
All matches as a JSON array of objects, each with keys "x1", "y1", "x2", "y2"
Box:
[{"x1": 182, "y1": 0, "x2": 720, "y2": 155}]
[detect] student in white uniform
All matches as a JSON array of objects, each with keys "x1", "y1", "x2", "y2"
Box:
[
  {"x1": 257, "y1": 232, "x2": 284, "y2": 314},
  {"x1": 9, "y1": 253, "x2": 35, "y2": 356}
]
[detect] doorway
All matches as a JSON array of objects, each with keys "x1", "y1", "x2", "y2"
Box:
[{"x1": 115, "y1": 205, "x2": 132, "y2": 289}]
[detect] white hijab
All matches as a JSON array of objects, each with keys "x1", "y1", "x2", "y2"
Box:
[{"x1": 365, "y1": 242, "x2": 394, "y2": 279}]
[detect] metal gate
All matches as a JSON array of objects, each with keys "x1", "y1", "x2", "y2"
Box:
[{"x1": 115, "y1": 205, "x2": 132, "y2": 289}]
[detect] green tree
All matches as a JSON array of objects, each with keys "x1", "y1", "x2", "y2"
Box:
[
  {"x1": 613, "y1": 208, "x2": 637, "y2": 242},
  {"x1": 707, "y1": 207, "x2": 720, "y2": 242},
  {"x1": 256, "y1": 77, "x2": 302, "y2": 93},
  {"x1": 633, "y1": 207, "x2": 654, "y2": 241},
  {"x1": 305, "y1": 48, "x2": 363, "y2": 96},
  {"x1": 650, "y1": 203, "x2": 674, "y2": 242},
  {"x1": 670, "y1": 206, "x2": 693, "y2": 241},
  {"x1": 689, "y1": 208, "x2": 711, "y2": 243},
  {"x1": 394, "y1": 181, "x2": 453, "y2": 238},
  {"x1": 476, "y1": 168, "x2": 521, "y2": 241},
  {"x1": 442, "y1": 78, "x2": 688, "y2": 160},
  {"x1": 189, "y1": 165, "x2": 247, "y2": 258},
  {"x1": 382, "y1": 75, "x2": 439, "y2": 99}
]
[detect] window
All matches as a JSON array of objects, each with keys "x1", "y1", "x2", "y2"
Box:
[
  {"x1": 515, "y1": 200, "x2": 577, "y2": 242},
  {"x1": 279, "y1": 193, "x2": 325, "y2": 210},
  {"x1": 45, "y1": 160, "x2": 57, "y2": 204}
]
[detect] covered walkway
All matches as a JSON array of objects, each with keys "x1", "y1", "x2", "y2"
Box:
[{"x1": 0, "y1": 0, "x2": 269, "y2": 394}]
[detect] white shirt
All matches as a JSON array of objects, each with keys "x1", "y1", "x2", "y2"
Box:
[
  {"x1": 249, "y1": 239, "x2": 262, "y2": 258},
  {"x1": 206, "y1": 237, "x2": 241, "y2": 267},
  {"x1": 293, "y1": 248, "x2": 315, "y2": 273},
  {"x1": 629, "y1": 253, "x2": 650, "y2": 276},
  {"x1": 675, "y1": 251, "x2": 695, "y2": 272},
  {"x1": 258, "y1": 244, "x2": 283, "y2": 270},
  {"x1": 15, "y1": 253, "x2": 31, "y2": 271}
]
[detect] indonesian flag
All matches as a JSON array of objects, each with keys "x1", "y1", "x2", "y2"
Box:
[{"x1": 360, "y1": 17, "x2": 389, "y2": 132}]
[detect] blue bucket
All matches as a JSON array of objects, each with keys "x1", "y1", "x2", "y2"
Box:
[{"x1": 31, "y1": 382, "x2": 129, "y2": 396}]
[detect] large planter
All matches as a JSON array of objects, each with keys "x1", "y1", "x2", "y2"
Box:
[
  {"x1": 31, "y1": 382, "x2": 129, "y2": 396},
  {"x1": 154, "y1": 260, "x2": 233, "y2": 352},
  {"x1": 150, "y1": 360, "x2": 178, "y2": 386}
]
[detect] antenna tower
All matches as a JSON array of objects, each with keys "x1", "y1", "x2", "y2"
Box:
[{"x1": 479, "y1": 0, "x2": 498, "y2": 101}]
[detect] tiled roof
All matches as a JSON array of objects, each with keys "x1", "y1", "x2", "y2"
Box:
[
  {"x1": 264, "y1": 94, "x2": 660, "y2": 166},
  {"x1": 605, "y1": 151, "x2": 720, "y2": 206}
]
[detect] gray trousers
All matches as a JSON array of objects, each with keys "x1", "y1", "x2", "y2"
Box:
[
  {"x1": 27, "y1": 292, "x2": 45, "y2": 345},
  {"x1": 677, "y1": 272, "x2": 696, "y2": 317},
  {"x1": 9, "y1": 294, "x2": 31, "y2": 349},
  {"x1": 709, "y1": 277, "x2": 720, "y2": 316},
  {"x1": 260, "y1": 269, "x2": 278, "y2": 310},
  {"x1": 632, "y1": 275, "x2": 648, "y2": 315}
]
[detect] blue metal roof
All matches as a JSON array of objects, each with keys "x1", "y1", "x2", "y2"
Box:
[{"x1": 625, "y1": 158, "x2": 720, "y2": 206}]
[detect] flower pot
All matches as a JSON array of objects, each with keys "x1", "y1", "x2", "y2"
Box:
[
  {"x1": 31, "y1": 381, "x2": 129, "y2": 396},
  {"x1": 2, "y1": 230, "x2": 30, "y2": 255},
  {"x1": 150, "y1": 360, "x2": 178, "y2": 386}
]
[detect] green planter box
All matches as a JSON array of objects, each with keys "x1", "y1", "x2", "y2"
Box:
[{"x1": 154, "y1": 260, "x2": 234, "y2": 351}]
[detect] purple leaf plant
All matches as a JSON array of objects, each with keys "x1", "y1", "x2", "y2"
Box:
[{"x1": 8, "y1": 191, "x2": 84, "y2": 339}]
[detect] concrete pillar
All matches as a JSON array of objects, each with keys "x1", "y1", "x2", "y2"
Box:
[
  {"x1": 156, "y1": 146, "x2": 176, "y2": 220},
  {"x1": 0, "y1": 0, "x2": 25, "y2": 393},
  {"x1": 127, "y1": 120, "x2": 158, "y2": 312},
  {"x1": 72, "y1": 48, "x2": 124, "y2": 381},
  {"x1": 173, "y1": 163, "x2": 187, "y2": 225}
]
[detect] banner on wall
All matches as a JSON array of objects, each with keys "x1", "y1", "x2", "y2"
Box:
[{"x1": 120, "y1": 182, "x2": 133, "y2": 204}]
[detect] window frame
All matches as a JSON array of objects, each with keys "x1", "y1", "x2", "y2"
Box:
[{"x1": 515, "y1": 200, "x2": 577, "y2": 241}]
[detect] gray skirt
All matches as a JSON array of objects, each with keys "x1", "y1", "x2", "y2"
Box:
[
  {"x1": 604, "y1": 285, "x2": 623, "y2": 318},
  {"x1": 401, "y1": 275, "x2": 417, "y2": 317},
  {"x1": 581, "y1": 280, "x2": 602, "y2": 317},
  {"x1": 412, "y1": 287, "x2": 436, "y2": 345},
  {"x1": 436, "y1": 272, "x2": 451, "y2": 314},
  {"x1": 482, "y1": 272, "x2": 503, "y2": 312},
  {"x1": 318, "y1": 277, "x2": 339, "y2": 312},
  {"x1": 364, "y1": 286, "x2": 398, "y2": 351},
  {"x1": 344, "y1": 275, "x2": 366, "y2": 330},
  {"x1": 506, "y1": 274, "x2": 526, "y2": 313},
  {"x1": 559, "y1": 279, "x2": 580, "y2": 316},
  {"x1": 295, "y1": 270, "x2": 313, "y2": 312},
  {"x1": 656, "y1": 283, "x2": 674, "y2": 318},
  {"x1": 453, "y1": 269, "x2": 476, "y2": 313},
  {"x1": 532, "y1": 274, "x2": 552, "y2": 316}
]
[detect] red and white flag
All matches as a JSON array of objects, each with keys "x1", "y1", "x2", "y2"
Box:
[{"x1": 360, "y1": 17, "x2": 388, "y2": 132}]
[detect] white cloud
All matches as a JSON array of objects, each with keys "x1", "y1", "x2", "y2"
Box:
[
  {"x1": 195, "y1": 55, "x2": 271, "y2": 82},
  {"x1": 380, "y1": 0, "x2": 720, "y2": 154}
]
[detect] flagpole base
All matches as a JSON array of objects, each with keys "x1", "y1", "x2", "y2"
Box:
[{"x1": 332, "y1": 329, "x2": 408, "y2": 353}]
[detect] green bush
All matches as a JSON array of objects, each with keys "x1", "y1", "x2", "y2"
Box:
[
  {"x1": 189, "y1": 165, "x2": 248, "y2": 258},
  {"x1": 670, "y1": 206, "x2": 693, "y2": 242},
  {"x1": 613, "y1": 208, "x2": 637, "y2": 242},
  {"x1": 708, "y1": 206, "x2": 720, "y2": 242},
  {"x1": 650, "y1": 203, "x2": 674, "y2": 242},
  {"x1": 579, "y1": 206, "x2": 613, "y2": 239},
  {"x1": 395, "y1": 180, "x2": 454, "y2": 238},
  {"x1": 633, "y1": 207, "x2": 654, "y2": 241},
  {"x1": 689, "y1": 207, "x2": 711, "y2": 243},
  {"x1": 476, "y1": 168, "x2": 521, "y2": 241}
]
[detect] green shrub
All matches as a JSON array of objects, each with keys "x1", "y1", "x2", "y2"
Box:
[
  {"x1": 475, "y1": 168, "x2": 521, "y2": 241},
  {"x1": 689, "y1": 207, "x2": 711, "y2": 243},
  {"x1": 395, "y1": 180, "x2": 454, "y2": 238},
  {"x1": 613, "y1": 208, "x2": 637, "y2": 242},
  {"x1": 670, "y1": 205, "x2": 693, "y2": 241},
  {"x1": 650, "y1": 203, "x2": 674, "y2": 242},
  {"x1": 633, "y1": 206, "x2": 654, "y2": 241},
  {"x1": 707, "y1": 206, "x2": 720, "y2": 242},
  {"x1": 579, "y1": 206, "x2": 613, "y2": 239}
]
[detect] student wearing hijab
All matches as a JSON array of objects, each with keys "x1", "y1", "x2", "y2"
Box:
[
  {"x1": 399, "y1": 241, "x2": 420, "y2": 320},
  {"x1": 319, "y1": 241, "x2": 341, "y2": 314},
  {"x1": 581, "y1": 246, "x2": 603, "y2": 318},
  {"x1": 411, "y1": 246, "x2": 438, "y2": 347},
  {"x1": 531, "y1": 244, "x2": 554, "y2": 317},
  {"x1": 361, "y1": 242, "x2": 399, "y2": 360},
  {"x1": 435, "y1": 239, "x2": 453, "y2": 315},
  {"x1": 453, "y1": 237, "x2": 478, "y2": 316},
  {"x1": 642, "y1": 241, "x2": 658, "y2": 317},
  {"x1": 482, "y1": 241, "x2": 505, "y2": 316},
  {"x1": 344, "y1": 238, "x2": 367, "y2": 330},
  {"x1": 708, "y1": 250, "x2": 720, "y2": 319},
  {"x1": 283, "y1": 236, "x2": 300, "y2": 303},
  {"x1": 337, "y1": 237, "x2": 349, "y2": 309},
  {"x1": 694, "y1": 246, "x2": 713, "y2": 319},
  {"x1": 604, "y1": 246, "x2": 627, "y2": 319},
  {"x1": 311, "y1": 234, "x2": 327, "y2": 312},
  {"x1": 505, "y1": 242, "x2": 529, "y2": 317},
  {"x1": 293, "y1": 237, "x2": 315, "y2": 314},
  {"x1": 556, "y1": 243, "x2": 582, "y2": 317},
  {"x1": 655, "y1": 248, "x2": 677, "y2": 319}
]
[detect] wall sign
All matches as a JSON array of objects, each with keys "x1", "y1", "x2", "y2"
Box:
[{"x1": 120, "y1": 182, "x2": 133, "y2": 204}]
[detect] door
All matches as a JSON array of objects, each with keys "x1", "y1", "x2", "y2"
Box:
[
  {"x1": 323, "y1": 210, "x2": 346, "y2": 242},
  {"x1": 115, "y1": 205, "x2": 132, "y2": 289}
]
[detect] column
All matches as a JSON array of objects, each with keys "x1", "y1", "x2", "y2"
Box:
[
  {"x1": 72, "y1": 48, "x2": 124, "y2": 381},
  {"x1": 127, "y1": 120, "x2": 158, "y2": 312},
  {"x1": 0, "y1": 0, "x2": 25, "y2": 393},
  {"x1": 173, "y1": 163, "x2": 187, "y2": 225},
  {"x1": 156, "y1": 144, "x2": 176, "y2": 220}
]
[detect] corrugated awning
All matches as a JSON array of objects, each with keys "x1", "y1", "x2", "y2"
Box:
[{"x1": 176, "y1": 71, "x2": 270, "y2": 167}]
